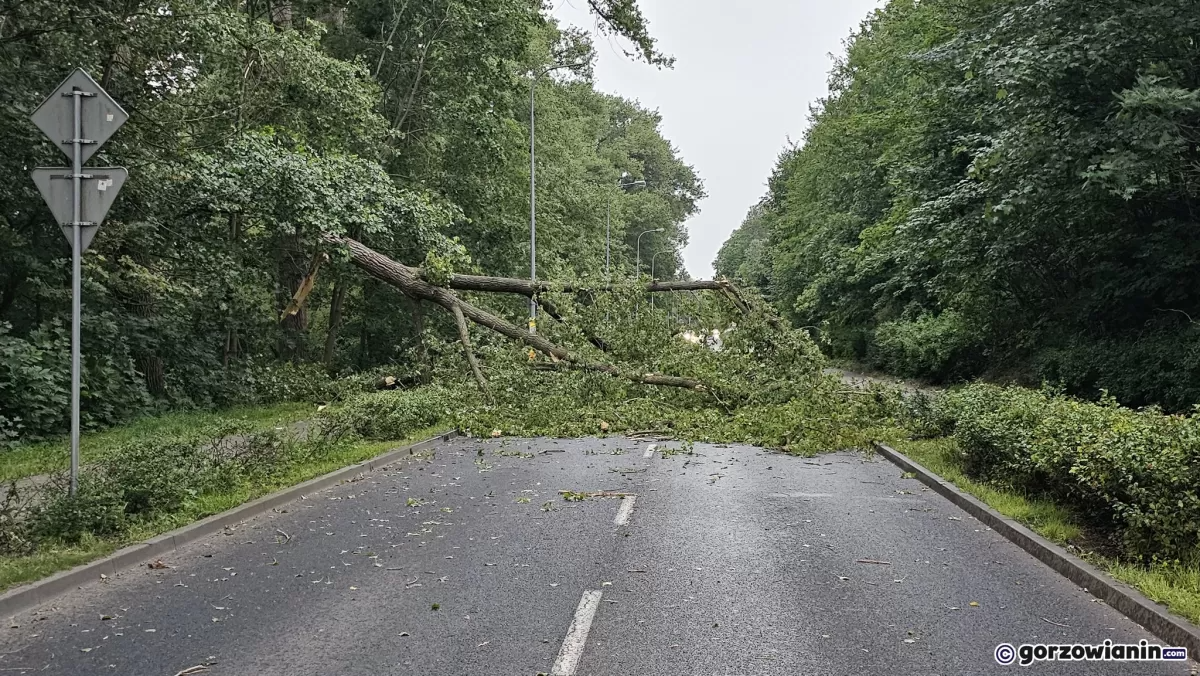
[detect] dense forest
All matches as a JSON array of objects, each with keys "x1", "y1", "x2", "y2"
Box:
[
  {"x1": 717, "y1": 0, "x2": 1200, "y2": 410},
  {"x1": 0, "y1": 0, "x2": 703, "y2": 442}
]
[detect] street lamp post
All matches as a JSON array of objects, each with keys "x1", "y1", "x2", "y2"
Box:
[
  {"x1": 529, "y1": 62, "x2": 585, "y2": 335},
  {"x1": 606, "y1": 178, "x2": 646, "y2": 283},
  {"x1": 650, "y1": 249, "x2": 670, "y2": 281},
  {"x1": 650, "y1": 250, "x2": 670, "y2": 310},
  {"x1": 635, "y1": 228, "x2": 664, "y2": 279}
]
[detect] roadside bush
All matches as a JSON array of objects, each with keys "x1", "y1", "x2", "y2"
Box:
[
  {"x1": 7, "y1": 422, "x2": 335, "y2": 549},
  {"x1": 0, "y1": 322, "x2": 67, "y2": 447},
  {"x1": 103, "y1": 430, "x2": 238, "y2": 516},
  {"x1": 870, "y1": 311, "x2": 982, "y2": 382},
  {"x1": 245, "y1": 361, "x2": 339, "y2": 404},
  {"x1": 1033, "y1": 328, "x2": 1200, "y2": 412},
  {"x1": 931, "y1": 383, "x2": 1200, "y2": 562},
  {"x1": 932, "y1": 384, "x2": 1049, "y2": 486},
  {"x1": 30, "y1": 474, "x2": 128, "y2": 543},
  {"x1": 0, "y1": 320, "x2": 151, "y2": 445}
]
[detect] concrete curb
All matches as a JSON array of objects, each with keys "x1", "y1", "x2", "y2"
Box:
[
  {"x1": 0, "y1": 430, "x2": 461, "y2": 618},
  {"x1": 873, "y1": 441, "x2": 1200, "y2": 658}
]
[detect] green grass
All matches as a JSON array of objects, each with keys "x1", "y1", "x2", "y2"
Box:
[
  {"x1": 0, "y1": 401, "x2": 314, "y2": 483},
  {"x1": 893, "y1": 437, "x2": 1200, "y2": 626},
  {"x1": 1106, "y1": 560, "x2": 1200, "y2": 627},
  {"x1": 0, "y1": 411, "x2": 446, "y2": 594},
  {"x1": 0, "y1": 538, "x2": 120, "y2": 591}
]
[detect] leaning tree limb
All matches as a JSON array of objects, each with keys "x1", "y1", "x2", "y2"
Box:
[
  {"x1": 451, "y1": 303, "x2": 491, "y2": 401},
  {"x1": 323, "y1": 234, "x2": 706, "y2": 391}
]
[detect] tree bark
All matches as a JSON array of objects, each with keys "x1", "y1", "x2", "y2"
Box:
[
  {"x1": 324, "y1": 225, "x2": 362, "y2": 370},
  {"x1": 324, "y1": 234, "x2": 707, "y2": 391},
  {"x1": 323, "y1": 279, "x2": 348, "y2": 370}
]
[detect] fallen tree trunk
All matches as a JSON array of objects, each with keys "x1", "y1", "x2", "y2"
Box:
[
  {"x1": 324, "y1": 234, "x2": 706, "y2": 391},
  {"x1": 429, "y1": 272, "x2": 744, "y2": 297},
  {"x1": 438, "y1": 269, "x2": 759, "y2": 327},
  {"x1": 529, "y1": 361, "x2": 707, "y2": 389}
]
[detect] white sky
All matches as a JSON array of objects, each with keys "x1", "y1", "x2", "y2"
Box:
[{"x1": 552, "y1": 0, "x2": 884, "y2": 279}]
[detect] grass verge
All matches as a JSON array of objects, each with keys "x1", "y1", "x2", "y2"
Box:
[
  {"x1": 893, "y1": 437, "x2": 1200, "y2": 627},
  {"x1": 0, "y1": 402, "x2": 314, "y2": 484},
  {"x1": 0, "y1": 416, "x2": 445, "y2": 594}
]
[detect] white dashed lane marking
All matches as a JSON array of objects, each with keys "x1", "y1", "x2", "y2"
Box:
[
  {"x1": 614, "y1": 495, "x2": 637, "y2": 526},
  {"x1": 550, "y1": 590, "x2": 603, "y2": 676}
]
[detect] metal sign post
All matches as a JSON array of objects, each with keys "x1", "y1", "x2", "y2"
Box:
[{"x1": 30, "y1": 69, "x2": 129, "y2": 497}]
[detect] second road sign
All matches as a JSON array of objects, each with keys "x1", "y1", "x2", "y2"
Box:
[{"x1": 30, "y1": 167, "x2": 128, "y2": 253}]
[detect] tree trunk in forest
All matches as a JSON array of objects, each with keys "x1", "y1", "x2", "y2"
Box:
[
  {"x1": 323, "y1": 226, "x2": 362, "y2": 371},
  {"x1": 323, "y1": 280, "x2": 348, "y2": 370},
  {"x1": 269, "y1": 1, "x2": 292, "y2": 26},
  {"x1": 129, "y1": 248, "x2": 165, "y2": 397},
  {"x1": 224, "y1": 212, "x2": 242, "y2": 369},
  {"x1": 0, "y1": 272, "x2": 21, "y2": 320},
  {"x1": 356, "y1": 280, "x2": 374, "y2": 370}
]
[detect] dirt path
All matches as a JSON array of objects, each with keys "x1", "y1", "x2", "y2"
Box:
[{"x1": 824, "y1": 366, "x2": 942, "y2": 396}]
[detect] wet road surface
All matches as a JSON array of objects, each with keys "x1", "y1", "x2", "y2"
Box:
[{"x1": 0, "y1": 436, "x2": 1191, "y2": 675}]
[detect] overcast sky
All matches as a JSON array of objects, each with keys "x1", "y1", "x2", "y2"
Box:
[{"x1": 552, "y1": 0, "x2": 884, "y2": 279}]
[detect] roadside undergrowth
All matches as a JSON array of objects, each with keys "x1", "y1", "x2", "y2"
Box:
[
  {"x1": 893, "y1": 389, "x2": 1200, "y2": 627},
  {"x1": 0, "y1": 417, "x2": 444, "y2": 593}
]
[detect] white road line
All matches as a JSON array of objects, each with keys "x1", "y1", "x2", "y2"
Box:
[
  {"x1": 550, "y1": 590, "x2": 603, "y2": 676},
  {"x1": 613, "y1": 495, "x2": 637, "y2": 526}
]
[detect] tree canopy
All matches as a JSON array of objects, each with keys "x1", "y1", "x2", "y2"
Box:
[
  {"x1": 0, "y1": 0, "x2": 701, "y2": 442},
  {"x1": 717, "y1": 0, "x2": 1200, "y2": 409}
]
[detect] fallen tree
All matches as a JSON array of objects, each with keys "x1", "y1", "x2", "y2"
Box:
[
  {"x1": 427, "y1": 271, "x2": 743, "y2": 296},
  {"x1": 323, "y1": 234, "x2": 732, "y2": 394},
  {"x1": 428, "y1": 271, "x2": 752, "y2": 316}
]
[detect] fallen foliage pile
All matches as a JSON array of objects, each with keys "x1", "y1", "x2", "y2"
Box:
[{"x1": 318, "y1": 287, "x2": 904, "y2": 455}]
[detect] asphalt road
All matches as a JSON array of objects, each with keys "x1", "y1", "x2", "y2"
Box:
[{"x1": 0, "y1": 436, "x2": 1193, "y2": 676}]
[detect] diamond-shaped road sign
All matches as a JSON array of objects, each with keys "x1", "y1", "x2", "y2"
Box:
[
  {"x1": 30, "y1": 68, "x2": 129, "y2": 252},
  {"x1": 30, "y1": 68, "x2": 128, "y2": 164},
  {"x1": 31, "y1": 167, "x2": 128, "y2": 252}
]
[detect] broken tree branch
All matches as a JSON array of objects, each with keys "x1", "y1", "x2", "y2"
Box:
[
  {"x1": 451, "y1": 303, "x2": 491, "y2": 401},
  {"x1": 279, "y1": 252, "x2": 329, "y2": 322},
  {"x1": 534, "y1": 295, "x2": 610, "y2": 352}
]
